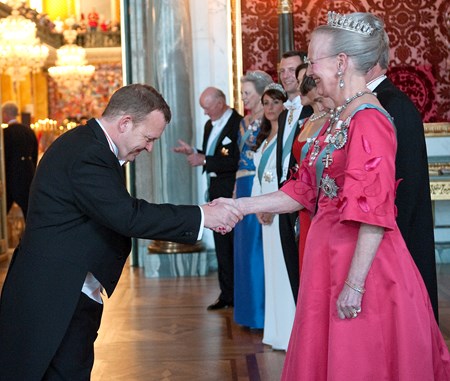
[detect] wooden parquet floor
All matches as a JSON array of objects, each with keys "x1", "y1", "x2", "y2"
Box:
[{"x1": 0, "y1": 256, "x2": 449, "y2": 381}]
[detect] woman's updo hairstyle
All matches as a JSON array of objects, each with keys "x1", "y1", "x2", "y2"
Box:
[{"x1": 313, "y1": 12, "x2": 389, "y2": 74}]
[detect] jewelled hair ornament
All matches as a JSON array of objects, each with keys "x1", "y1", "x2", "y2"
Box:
[
  {"x1": 264, "y1": 83, "x2": 287, "y2": 97},
  {"x1": 327, "y1": 11, "x2": 375, "y2": 36},
  {"x1": 245, "y1": 70, "x2": 272, "y2": 83}
]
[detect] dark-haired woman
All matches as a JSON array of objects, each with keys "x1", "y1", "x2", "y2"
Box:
[
  {"x1": 251, "y1": 83, "x2": 294, "y2": 350},
  {"x1": 292, "y1": 64, "x2": 332, "y2": 272}
]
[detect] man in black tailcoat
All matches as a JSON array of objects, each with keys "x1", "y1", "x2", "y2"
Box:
[
  {"x1": 276, "y1": 51, "x2": 313, "y2": 302},
  {"x1": 174, "y1": 87, "x2": 241, "y2": 310},
  {"x1": 0, "y1": 84, "x2": 242, "y2": 380},
  {"x1": 2, "y1": 101, "x2": 38, "y2": 220},
  {"x1": 366, "y1": 42, "x2": 438, "y2": 322}
]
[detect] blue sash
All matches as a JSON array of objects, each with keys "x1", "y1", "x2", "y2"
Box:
[
  {"x1": 204, "y1": 131, "x2": 222, "y2": 201},
  {"x1": 239, "y1": 119, "x2": 260, "y2": 151},
  {"x1": 257, "y1": 138, "x2": 277, "y2": 185},
  {"x1": 207, "y1": 133, "x2": 221, "y2": 155},
  {"x1": 282, "y1": 118, "x2": 302, "y2": 169},
  {"x1": 239, "y1": 128, "x2": 252, "y2": 152},
  {"x1": 300, "y1": 124, "x2": 322, "y2": 162}
]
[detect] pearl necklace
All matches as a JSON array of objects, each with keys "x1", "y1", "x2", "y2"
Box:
[
  {"x1": 309, "y1": 111, "x2": 328, "y2": 122},
  {"x1": 329, "y1": 90, "x2": 374, "y2": 126},
  {"x1": 308, "y1": 90, "x2": 375, "y2": 169}
]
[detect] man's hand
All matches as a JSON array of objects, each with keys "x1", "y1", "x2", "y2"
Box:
[
  {"x1": 201, "y1": 199, "x2": 243, "y2": 234},
  {"x1": 187, "y1": 152, "x2": 206, "y2": 167},
  {"x1": 173, "y1": 139, "x2": 194, "y2": 155}
]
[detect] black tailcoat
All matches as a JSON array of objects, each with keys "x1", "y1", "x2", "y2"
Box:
[
  {"x1": 200, "y1": 109, "x2": 241, "y2": 303},
  {"x1": 3, "y1": 122, "x2": 38, "y2": 218},
  {"x1": 276, "y1": 105, "x2": 313, "y2": 302},
  {"x1": 375, "y1": 78, "x2": 438, "y2": 321},
  {"x1": 0, "y1": 119, "x2": 201, "y2": 379}
]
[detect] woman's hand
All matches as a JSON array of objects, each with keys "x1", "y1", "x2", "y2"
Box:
[
  {"x1": 336, "y1": 282, "x2": 363, "y2": 319},
  {"x1": 336, "y1": 223, "x2": 384, "y2": 319},
  {"x1": 256, "y1": 212, "x2": 274, "y2": 225}
]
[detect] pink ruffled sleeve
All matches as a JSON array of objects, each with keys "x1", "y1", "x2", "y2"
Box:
[
  {"x1": 338, "y1": 109, "x2": 397, "y2": 231},
  {"x1": 281, "y1": 161, "x2": 317, "y2": 214}
]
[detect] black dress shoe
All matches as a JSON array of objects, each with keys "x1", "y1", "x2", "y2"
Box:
[{"x1": 207, "y1": 299, "x2": 233, "y2": 311}]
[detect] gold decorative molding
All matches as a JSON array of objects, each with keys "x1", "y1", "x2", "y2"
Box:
[
  {"x1": 148, "y1": 240, "x2": 205, "y2": 254},
  {"x1": 231, "y1": 0, "x2": 243, "y2": 114},
  {"x1": 430, "y1": 180, "x2": 450, "y2": 200},
  {"x1": 277, "y1": 0, "x2": 293, "y2": 15},
  {"x1": 429, "y1": 161, "x2": 450, "y2": 177},
  {"x1": 424, "y1": 122, "x2": 450, "y2": 136}
]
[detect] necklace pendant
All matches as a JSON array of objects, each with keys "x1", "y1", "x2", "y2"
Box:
[
  {"x1": 333, "y1": 129, "x2": 348, "y2": 149},
  {"x1": 308, "y1": 140, "x2": 321, "y2": 166},
  {"x1": 320, "y1": 174, "x2": 339, "y2": 199},
  {"x1": 322, "y1": 153, "x2": 333, "y2": 168}
]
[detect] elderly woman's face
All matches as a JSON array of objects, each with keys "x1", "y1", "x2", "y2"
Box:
[
  {"x1": 241, "y1": 81, "x2": 261, "y2": 112},
  {"x1": 307, "y1": 33, "x2": 337, "y2": 98}
]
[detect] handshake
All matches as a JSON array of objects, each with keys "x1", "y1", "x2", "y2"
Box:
[{"x1": 201, "y1": 198, "x2": 244, "y2": 234}]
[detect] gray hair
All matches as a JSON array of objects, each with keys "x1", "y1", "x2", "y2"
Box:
[
  {"x1": 2, "y1": 101, "x2": 19, "y2": 118},
  {"x1": 241, "y1": 70, "x2": 273, "y2": 95},
  {"x1": 314, "y1": 12, "x2": 389, "y2": 74}
]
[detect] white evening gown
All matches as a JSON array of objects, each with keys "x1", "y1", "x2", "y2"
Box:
[{"x1": 252, "y1": 136, "x2": 296, "y2": 350}]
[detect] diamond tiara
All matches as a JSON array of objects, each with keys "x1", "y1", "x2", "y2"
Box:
[
  {"x1": 245, "y1": 70, "x2": 272, "y2": 83},
  {"x1": 327, "y1": 11, "x2": 375, "y2": 37},
  {"x1": 264, "y1": 83, "x2": 287, "y2": 97}
]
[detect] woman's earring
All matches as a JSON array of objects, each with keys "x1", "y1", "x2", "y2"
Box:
[{"x1": 337, "y1": 65, "x2": 344, "y2": 89}]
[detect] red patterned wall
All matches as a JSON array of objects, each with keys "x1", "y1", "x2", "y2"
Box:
[{"x1": 241, "y1": 0, "x2": 450, "y2": 122}]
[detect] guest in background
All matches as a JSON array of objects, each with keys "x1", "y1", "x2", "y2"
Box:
[
  {"x1": 174, "y1": 87, "x2": 241, "y2": 311},
  {"x1": 87, "y1": 8, "x2": 99, "y2": 32},
  {"x1": 276, "y1": 51, "x2": 313, "y2": 303},
  {"x1": 233, "y1": 70, "x2": 272, "y2": 328},
  {"x1": 252, "y1": 83, "x2": 295, "y2": 350},
  {"x1": 292, "y1": 64, "x2": 332, "y2": 272},
  {"x1": 364, "y1": 35, "x2": 438, "y2": 322},
  {"x1": 2, "y1": 101, "x2": 38, "y2": 221}
]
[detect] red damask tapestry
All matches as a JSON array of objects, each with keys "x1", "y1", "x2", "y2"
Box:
[{"x1": 241, "y1": 0, "x2": 449, "y2": 122}]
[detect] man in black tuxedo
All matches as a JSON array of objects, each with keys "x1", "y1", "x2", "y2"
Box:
[
  {"x1": 174, "y1": 87, "x2": 241, "y2": 310},
  {"x1": 2, "y1": 101, "x2": 38, "y2": 220},
  {"x1": 366, "y1": 42, "x2": 438, "y2": 322},
  {"x1": 276, "y1": 51, "x2": 313, "y2": 303},
  {"x1": 0, "y1": 84, "x2": 242, "y2": 380}
]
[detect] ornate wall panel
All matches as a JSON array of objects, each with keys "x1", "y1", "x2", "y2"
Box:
[{"x1": 241, "y1": 0, "x2": 449, "y2": 122}]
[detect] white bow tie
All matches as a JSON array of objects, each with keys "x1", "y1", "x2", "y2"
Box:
[{"x1": 283, "y1": 96, "x2": 301, "y2": 110}]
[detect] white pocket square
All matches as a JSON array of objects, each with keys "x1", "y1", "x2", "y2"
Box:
[{"x1": 222, "y1": 136, "x2": 232, "y2": 145}]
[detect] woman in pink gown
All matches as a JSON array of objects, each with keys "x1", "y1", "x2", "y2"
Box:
[{"x1": 218, "y1": 11, "x2": 450, "y2": 380}]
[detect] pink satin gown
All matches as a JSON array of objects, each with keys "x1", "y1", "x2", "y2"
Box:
[{"x1": 281, "y1": 106, "x2": 450, "y2": 380}]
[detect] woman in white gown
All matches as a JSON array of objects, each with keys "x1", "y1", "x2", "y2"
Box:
[{"x1": 251, "y1": 83, "x2": 295, "y2": 350}]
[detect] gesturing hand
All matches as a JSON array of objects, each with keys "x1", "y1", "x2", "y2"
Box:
[
  {"x1": 173, "y1": 139, "x2": 194, "y2": 155},
  {"x1": 187, "y1": 152, "x2": 205, "y2": 167}
]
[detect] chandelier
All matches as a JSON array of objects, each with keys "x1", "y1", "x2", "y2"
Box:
[
  {"x1": 0, "y1": 9, "x2": 49, "y2": 82},
  {"x1": 48, "y1": 30, "x2": 95, "y2": 93}
]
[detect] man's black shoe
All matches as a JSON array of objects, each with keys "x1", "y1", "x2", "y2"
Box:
[{"x1": 207, "y1": 299, "x2": 233, "y2": 311}]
